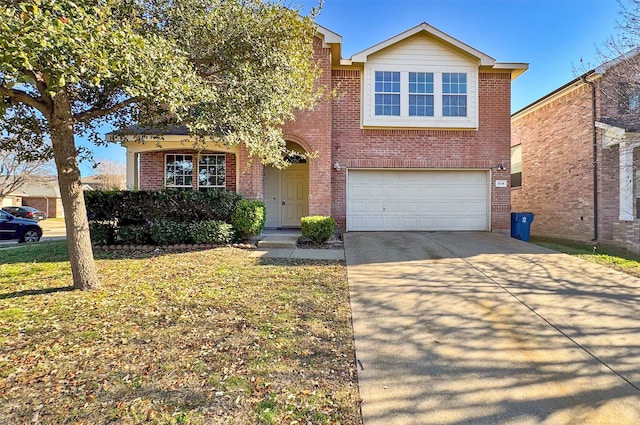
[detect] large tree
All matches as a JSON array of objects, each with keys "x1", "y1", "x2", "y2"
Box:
[{"x1": 0, "y1": 0, "x2": 320, "y2": 290}]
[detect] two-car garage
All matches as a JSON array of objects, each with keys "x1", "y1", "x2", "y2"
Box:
[{"x1": 346, "y1": 169, "x2": 490, "y2": 231}]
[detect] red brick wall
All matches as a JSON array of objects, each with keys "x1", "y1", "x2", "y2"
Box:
[
  {"x1": 282, "y1": 37, "x2": 333, "y2": 216},
  {"x1": 511, "y1": 74, "x2": 633, "y2": 242},
  {"x1": 331, "y1": 70, "x2": 513, "y2": 231},
  {"x1": 139, "y1": 150, "x2": 237, "y2": 192},
  {"x1": 239, "y1": 36, "x2": 334, "y2": 213},
  {"x1": 225, "y1": 153, "x2": 237, "y2": 192},
  {"x1": 236, "y1": 145, "x2": 262, "y2": 199},
  {"x1": 139, "y1": 151, "x2": 166, "y2": 189},
  {"x1": 511, "y1": 83, "x2": 598, "y2": 241}
]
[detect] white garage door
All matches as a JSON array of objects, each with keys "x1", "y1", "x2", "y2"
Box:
[{"x1": 347, "y1": 170, "x2": 489, "y2": 231}]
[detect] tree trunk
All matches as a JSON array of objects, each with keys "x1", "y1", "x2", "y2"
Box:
[{"x1": 50, "y1": 91, "x2": 100, "y2": 290}]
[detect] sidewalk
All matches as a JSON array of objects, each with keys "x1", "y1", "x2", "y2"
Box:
[{"x1": 249, "y1": 229, "x2": 345, "y2": 260}]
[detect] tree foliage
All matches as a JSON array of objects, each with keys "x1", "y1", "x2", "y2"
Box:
[{"x1": 0, "y1": 0, "x2": 321, "y2": 289}]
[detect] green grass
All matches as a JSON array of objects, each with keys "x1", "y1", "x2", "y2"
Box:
[
  {"x1": 0, "y1": 242, "x2": 361, "y2": 425},
  {"x1": 530, "y1": 236, "x2": 640, "y2": 278}
]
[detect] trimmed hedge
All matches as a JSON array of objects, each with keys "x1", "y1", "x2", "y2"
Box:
[
  {"x1": 301, "y1": 216, "x2": 336, "y2": 243},
  {"x1": 85, "y1": 189, "x2": 269, "y2": 246},
  {"x1": 84, "y1": 189, "x2": 243, "y2": 225},
  {"x1": 89, "y1": 222, "x2": 116, "y2": 246},
  {"x1": 231, "y1": 199, "x2": 266, "y2": 238},
  {"x1": 118, "y1": 224, "x2": 150, "y2": 245},
  {"x1": 150, "y1": 220, "x2": 191, "y2": 245},
  {"x1": 190, "y1": 220, "x2": 234, "y2": 245}
]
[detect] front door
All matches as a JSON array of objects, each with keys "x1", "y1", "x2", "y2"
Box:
[
  {"x1": 263, "y1": 163, "x2": 309, "y2": 227},
  {"x1": 281, "y1": 164, "x2": 309, "y2": 227}
]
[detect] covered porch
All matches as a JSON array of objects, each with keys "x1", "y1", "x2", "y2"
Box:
[{"x1": 597, "y1": 120, "x2": 640, "y2": 252}]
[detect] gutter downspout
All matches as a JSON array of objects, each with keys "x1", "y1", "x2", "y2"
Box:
[{"x1": 582, "y1": 76, "x2": 598, "y2": 241}]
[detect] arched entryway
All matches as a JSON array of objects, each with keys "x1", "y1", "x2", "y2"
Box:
[{"x1": 264, "y1": 141, "x2": 309, "y2": 228}]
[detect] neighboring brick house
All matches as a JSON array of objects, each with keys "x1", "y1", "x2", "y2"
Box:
[
  {"x1": 7, "y1": 179, "x2": 65, "y2": 218},
  {"x1": 122, "y1": 23, "x2": 527, "y2": 232},
  {"x1": 511, "y1": 49, "x2": 640, "y2": 250}
]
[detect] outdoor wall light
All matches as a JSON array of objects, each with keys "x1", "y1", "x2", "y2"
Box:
[
  {"x1": 334, "y1": 162, "x2": 342, "y2": 171},
  {"x1": 497, "y1": 163, "x2": 505, "y2": 171}
]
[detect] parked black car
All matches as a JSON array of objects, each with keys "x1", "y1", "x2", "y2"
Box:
[
  {"x1": 0, "y1": 210, "x2": 42, "y2": 243},
  {"x1": 2, "y1": 206, "x2": 47, "y2": 221}
]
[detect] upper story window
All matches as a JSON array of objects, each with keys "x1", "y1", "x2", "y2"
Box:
[
  {"x1": 375, "y1": 71, "x2": 401, "y2": 116},
  {"x1": 198, "y1": 154, "x2": 226, "y2": 190},
  {"x1": 442, "y1": 73, "x2": 467, "y2": 117},
  {"x1": 366, "y1": 66, "x2": 476, "y2": 128},
  {"x1": 618, "y1": 82, "x2": 640, "y2": 114},
  {"x1": 409, "y1": 72, "x2": 434, "y2": 116},
  {"x1": 165, "y1": 154, "x2": 193, "y2": 188}
]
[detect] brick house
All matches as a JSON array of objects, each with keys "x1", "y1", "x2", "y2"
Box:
[
  {"x1": 511, "y1": 49, "x2": 640, "y2": 250},
  {"x1": 122, "y1": 23, "x2": 527, "y2": 232},
  {"x1": 6, "y1": 179, "x2": 65, "y2": 218}
]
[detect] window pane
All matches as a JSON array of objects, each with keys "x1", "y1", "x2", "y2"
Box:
[
  {"x1": 511, "y1": 172, "x2": 522, "y2": 188},
  {"x1": 375, "y1": 93, "x2": 400, "y2": 116},
  {"x1": 443, "y1": 72, "x2": 466, "y2": 97},
  {"x1": 166, "y1": 154, "x2": 193, "y2": 187},
  {"x1": 409, "y1": 72, "x2": 434, "y2": 95},
  {"x1": 198, "y1": 154, "x2": 226, "y2": 188},
  {"x1": 409, "y1": 94, "x2": 434, "y2": 116},
  {"x1": 442, "y1": 73, "x2": 467, "y2": 117}
]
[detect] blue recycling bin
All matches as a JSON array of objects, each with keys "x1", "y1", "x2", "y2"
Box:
[{"x1": 511, "y1": 212, "x2": 535, "y2": 242}]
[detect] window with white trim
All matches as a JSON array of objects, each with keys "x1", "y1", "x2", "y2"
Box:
[
  {"x1": 442, "y1": 72, "x2": 467, "y2": 117},
  {"x1": 368, "y1": 68, "x2": 474, "y2": 128},
  {"x1": 409, "y1": 72, "x2": 434, "y2": 116},
  {"x1": 165, "y1": 154, "x2": 193, "y2": 188},
  {"x1": 165, "y1": 153, "x2": 228, "y2": 190},
  {"x1": 198, "y1": 154, "x2": 226, "y2": 190},
  {"x1": 375, "y1": 71, "x2": 401, "y2": 116}
]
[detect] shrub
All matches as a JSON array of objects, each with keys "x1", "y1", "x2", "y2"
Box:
[
  {"x1": 301, "y1": 216, "x2": 336, "y2": 243},
  {"x1": 89, "y1": 222, "x2": 116, "y2": 245},
  {"x1": 190, "y1": 220, "x2": 234, "y2": 245},
  {"x1": 118, "y1": 224, "x2": 150, "y2": 245},
  {"x1": 150, "y1": 220, "x2": 191, "y2": 245},
  {"x1": 231, "y1": 199, "x2": 266, "y2": 238},
  {"x1": 85, "y1": 189, "x2": 244, "y2": 226},
  {"x1": 203, "y1": 190, "x2": 243, "y2": 222}
]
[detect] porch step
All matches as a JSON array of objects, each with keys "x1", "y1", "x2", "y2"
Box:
[{"x1": 256, "y1": 234, "x2": 299, "y2": 249}]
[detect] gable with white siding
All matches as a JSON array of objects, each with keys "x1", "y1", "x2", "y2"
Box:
[{"x1": 361, "y1": 32, "x2": 479, "y2": 129}]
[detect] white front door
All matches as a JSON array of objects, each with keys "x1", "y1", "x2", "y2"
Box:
[{"x1": 264, "y1": 164, "x2": 309, "y2": 227}]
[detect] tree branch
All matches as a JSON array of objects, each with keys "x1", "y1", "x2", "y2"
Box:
[
  {"x1": 0, "y1": 86, "x2": 50, "y2": 118},
  {"x1": 28, "y1": 70, "x2": 53, "y2": 110},
  {"x1": 74, "y1": 96, "x2": 138, "y2": 123}
]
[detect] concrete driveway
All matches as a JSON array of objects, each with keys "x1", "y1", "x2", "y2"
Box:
[{"x1": 345, "y1": 232, "x2": 640, "y2": 425}]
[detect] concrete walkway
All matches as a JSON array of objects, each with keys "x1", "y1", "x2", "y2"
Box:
[
  {"x1": 345, "y1": 231, "x2": 640, "y2": 425},
  {"x1": 249, "y1": 229, "x2": 344, "y2": 260}
]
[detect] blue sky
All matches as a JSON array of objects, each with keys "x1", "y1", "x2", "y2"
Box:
[{"x1": 82, "y1": 0, "x2": 622, "y2": 176}]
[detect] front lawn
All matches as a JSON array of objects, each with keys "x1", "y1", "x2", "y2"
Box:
[
  {"x1": 531, "y1": 236, "x2": 640, "y2": 278},
  {"x1": 0, "y1": 242, "x2": 361, "y2": 424}
]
